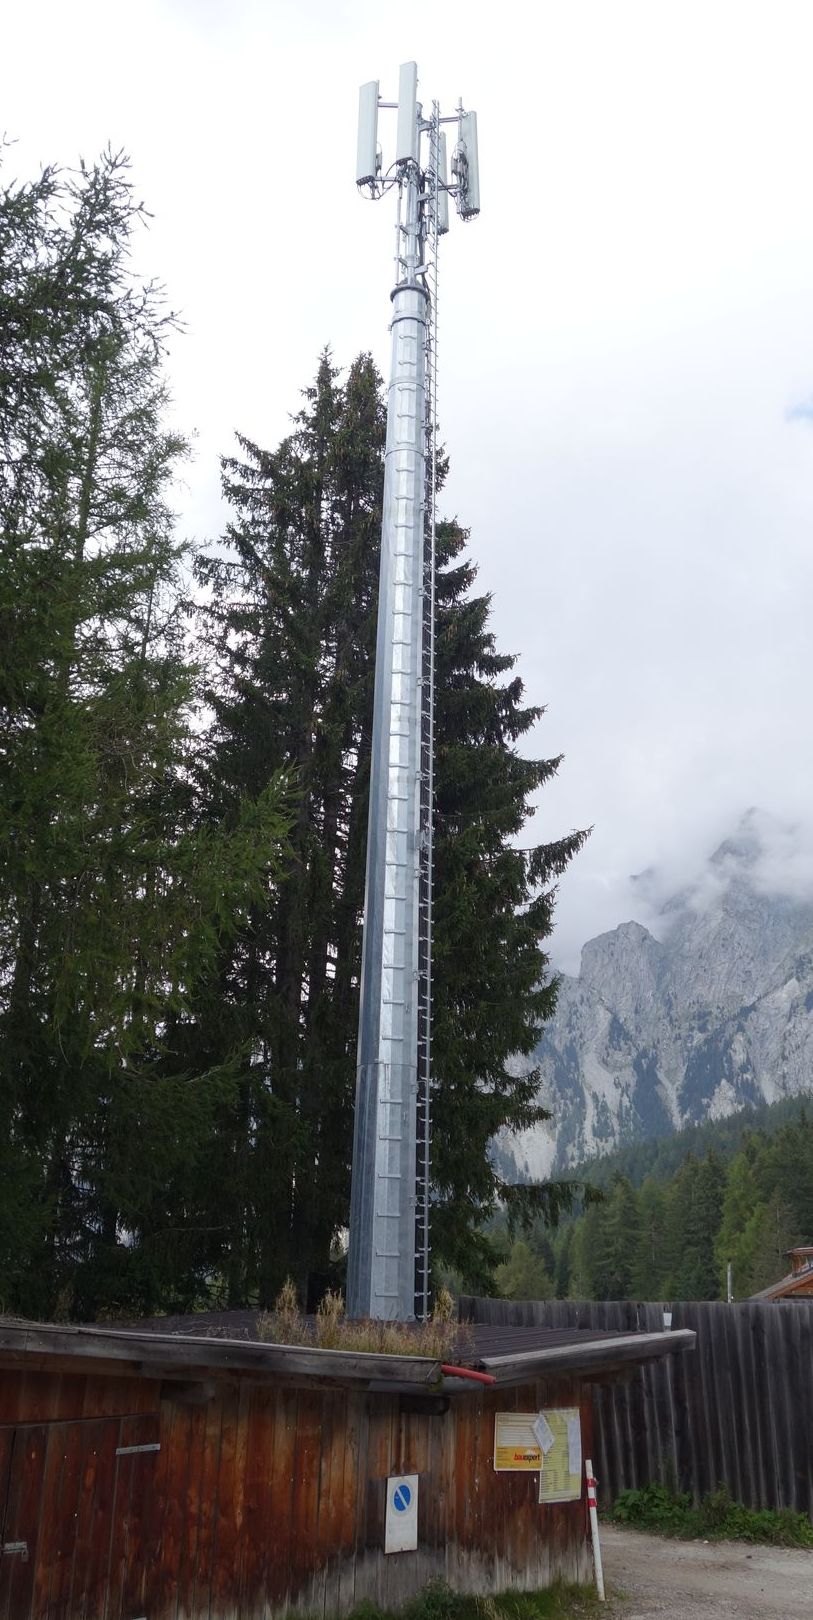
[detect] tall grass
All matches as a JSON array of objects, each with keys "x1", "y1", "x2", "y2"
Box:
[{"x1": 257, "y1": 1281, "x2": 472, "y2": 1360}]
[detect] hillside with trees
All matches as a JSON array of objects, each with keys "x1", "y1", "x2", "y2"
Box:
[{"x1": 490, "y1": 1104, "x2": 813, "y2": 1302}]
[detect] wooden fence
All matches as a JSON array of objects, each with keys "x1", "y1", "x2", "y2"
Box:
[{"x1": 461, "y1": 1297, "x2": 813, "y2": 1517}]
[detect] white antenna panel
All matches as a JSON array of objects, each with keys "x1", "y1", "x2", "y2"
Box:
[
  {"x1": 437, "y1": 132, "x2": 449, "y2": 234},
  {"x1": 357, "y1": 80, "x2": 380, "y2": 184},
  {"x1": 458, "y1": 110, "x2": 480, "y2": 218},
  {"x1": 395, "y1": 61, "x2": 419, "y2": 163}
]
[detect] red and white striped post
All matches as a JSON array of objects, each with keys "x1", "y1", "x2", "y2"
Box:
[{"x1": 585, "y1": 1458, "x2": 605, "y2": 1601}]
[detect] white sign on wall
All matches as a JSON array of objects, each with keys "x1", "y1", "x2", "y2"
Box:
[{"x1": 385, "y1": 1474, "x2": 419, "y2": 1554}]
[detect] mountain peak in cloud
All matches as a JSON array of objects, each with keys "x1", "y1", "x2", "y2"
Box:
[{"x1": 627, "y1": 810, "x2": 813, "y2": 938}]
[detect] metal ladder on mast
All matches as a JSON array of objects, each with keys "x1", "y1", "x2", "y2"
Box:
[{"x1": 415, "y1": 105, "x2": 442, "y2": 1321}]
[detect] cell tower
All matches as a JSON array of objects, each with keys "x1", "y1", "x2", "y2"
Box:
[{"x1": 347, "y1": 63, "x2": 481, "y2": 1321}]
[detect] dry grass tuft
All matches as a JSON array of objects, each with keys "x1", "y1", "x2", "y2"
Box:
[{"x1": 257, "y1": 1282, "x2": 472, "y2": 1362}]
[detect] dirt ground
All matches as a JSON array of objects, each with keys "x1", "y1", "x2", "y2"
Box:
[{"x1": 601, "y1": 1524, "x2": 813, "y2": 1619}]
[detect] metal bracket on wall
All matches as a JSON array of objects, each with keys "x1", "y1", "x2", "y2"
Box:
[
  {"x1": 115, "y1": 1441, "x2": 161, "y2": 1455},
  {"x1": 1, "y1": 1542, "x2": 29, "y2": 1561}
]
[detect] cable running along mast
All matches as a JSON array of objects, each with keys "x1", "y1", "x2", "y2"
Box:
[{"x1": 347, "y1": 63, "x2": 480, "y2": 1321}]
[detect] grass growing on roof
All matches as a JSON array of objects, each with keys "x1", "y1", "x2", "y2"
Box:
[
  {"x1": 609, "y1": 1481, "x2": 813, "y2": 1548},
  {"x1": 344, "y1": 1581, "x2": 600, "y2": 1620},
  {"x1": 257, "y1": 1281, "x2": 472, "y2": 1359}
]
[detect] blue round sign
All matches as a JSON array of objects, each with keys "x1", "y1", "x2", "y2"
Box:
[{"x1": 393, "y1": 1483, "x2": 412, "y2": 1513}]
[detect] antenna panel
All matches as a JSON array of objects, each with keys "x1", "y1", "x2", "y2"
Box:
[
  {"x1": 437, "y1": 132, "x2": 449, "y2": 234},
  {"x1": 357, "y1": 80, "x2": 380, "y2": 184},
  {"x1": 458, "y1": 110, "x2": 480, "y2": 218},
  {"x1": 395, "y1": 61, "x2": 419, "y2": 163}
]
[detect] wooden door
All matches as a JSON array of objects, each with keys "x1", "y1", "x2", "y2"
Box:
[
  {"x1": 0, "y1": 1413, "x2": 161, "y2": 1620},
  {"x1": 0, "y1": 1423, "x2": 47, "y2": 1620}
]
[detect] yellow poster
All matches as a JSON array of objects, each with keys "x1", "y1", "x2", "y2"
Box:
[
  {"x1": 493, "y1": 1409, "x2": 583, "y2": 1503},
  {"x1": 493, "y1": 1413, "x2": 542, "y2": 1471},
  {"x1": 536, "y1": 1407, "x2": 582, "y2": 1504}
]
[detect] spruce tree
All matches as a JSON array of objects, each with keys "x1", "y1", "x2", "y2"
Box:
[
  {"x1": 633, "y1": 1175, "x2": 670, "y2": 1298},
  {"x1": 714, "y1": 1148, "x2": 760, "y2": 1298},
  {"x1": 188, "y1": 352, "x2": 587, "y2": 1304},
  {"x1": 666, "y1": 1152, "x2": 726, "y2": 1300},
  {"x1": 0, "y1": 152, "x2": 290, "y2": 1317},
  {"x1": 494, "y1": 1240, "x2": 554, "y2": 1300}
]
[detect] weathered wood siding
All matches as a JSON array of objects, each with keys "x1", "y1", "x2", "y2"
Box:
[
  {"x1": 0, "y1": 1368, "x2": 593, "y2": 1618},
  {"x1": 462, "y1": 1297, "x2": 813, "y2": 1517}
]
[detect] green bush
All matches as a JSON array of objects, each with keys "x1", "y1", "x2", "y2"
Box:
[
  {"x1": 345, "y1": 1583, "x2": 599, "y2": 1620},
  {"x1": 609, "y1": 1481, "x2": 813, "y2": 1548}
]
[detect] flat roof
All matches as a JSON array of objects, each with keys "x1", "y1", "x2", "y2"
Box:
[{"x1": 0, "y1": 1312, "x2": 694, "y2": 1394}]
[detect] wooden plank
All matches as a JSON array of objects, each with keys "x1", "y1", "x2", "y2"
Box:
[
  {"x1": 31, "y1": 1420, "x2": 76, "y2": 1620},
  {"x1": 207, "y1": 1391, "x2": 236, "y2": 1620},
  {"x1": 0, "y1": 1426, "x2": 14, "y2": 1540},
  {"x1": 48, "y1": 1415, "x2": 90, "y2": 1618},
  {"x1": 208, "y1": 1385, "x2": 244, "y2": 1620},
  {"x1": 264, "y1": 1385, "x2": 298, "y2": 1613},
  {"x1": 0, "y1": 1427, "x2": 46, "y2": 1620},
  {"x1": 231, "y1": 1382, "x2": 251, "y2": 1616},
  {"x1": 194, "y1": 1389, "x2": 226, "y2": 1620},
  {"x1": 170, "y1": 1402, "x2": 206, "y2": 1620},
  {"x1": 354, "y1": 1395, "x2": 391, "y2": 1608},
  {"x1": 336, "y1": 1390, "x2": 363, "y2": 1616},
  {"x1": 146, "y1": 1398, "x2": 186, "y2": 1620},
  {"x1": 341, "y1": 1389, "x2": 370, "y2": 1614},
  {"x1": 240, "y1": 1388, "x2": 272, "y2": 1620},
  {"x1": 69, "y1": 1417, "x2": 119, "y2": 1620},
  {"x1": 319, "y1": 1390, "x2": 349, "y2": 1620},
  {"x1": 107, "y1": 1412, "x2": 161, "y2": 1620}
]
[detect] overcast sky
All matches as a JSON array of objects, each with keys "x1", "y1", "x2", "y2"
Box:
[{"x1": 6, "y1": 0, "x2": 813, "y2": 970}]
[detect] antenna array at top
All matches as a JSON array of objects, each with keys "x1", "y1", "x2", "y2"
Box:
[{"x1": 355, "y1": 61, "x2": 480, "y2": 221}]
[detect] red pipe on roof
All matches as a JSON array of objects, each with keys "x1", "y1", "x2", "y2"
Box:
[{"x1": 440, "y1": 1363, "x2": 496, "y2": 1385}]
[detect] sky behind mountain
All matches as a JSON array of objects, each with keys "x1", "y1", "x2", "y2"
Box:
[{"x1": 5, "y1": 0, "x2": 813, "y2": 970}]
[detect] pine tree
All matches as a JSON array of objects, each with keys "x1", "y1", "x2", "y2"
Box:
[
  {"x1": 714, "y1": 1147, "x2": 760, "y2": 1298},
  {"x1": 574, "y1": 1175, "x2": 640, "y2": 1299},
  {"x1": 633, "y1": 1175, "x2": 670, "y2": 1298},
  {"x1": 554, "y1": 1224, "x2": 575, "y2": 1299},
  {"x1": 187, "y1": 352, "x2": 587, "y2": 1304},
  {"x1": 739, "y1": 1193, "x2": 800, "y2": 1294},
  {"x1": 666, "y1": 1152, "x2": 726, "y2": 1300},
  {"x1": 495, "y1": 1240, "x2": 554, "y2": 1301},
  {"x1": 0, "y1": 152, "x2": 290, "y2": 1317}
]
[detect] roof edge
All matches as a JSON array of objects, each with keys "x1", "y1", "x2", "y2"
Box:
[
  {"x1": 0, "y1": 1319, "x2": 442, "y2": 1388},
  {"x1": 476, "y1": 1327, "x2": 696, "y2": 1382}
]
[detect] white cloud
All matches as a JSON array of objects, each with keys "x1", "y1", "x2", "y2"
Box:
[{"x1": 5, "y1": 0, "x2": 813, "y2": 976}]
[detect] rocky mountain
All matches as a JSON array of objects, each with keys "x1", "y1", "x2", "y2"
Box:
[{"x1": 499, "y1": 813, "x2": 813, "y2": 1179}]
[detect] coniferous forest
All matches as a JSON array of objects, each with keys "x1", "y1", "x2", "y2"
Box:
[
  {"x1": 0, "y1": 152, "x2": 588, "y2": 1322},
  {"x1": 492, "y1": 1106, "x2": 813, "y2": 1304}
]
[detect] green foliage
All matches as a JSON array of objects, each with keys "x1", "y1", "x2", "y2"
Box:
[
  {"x1": 346, "y1": 1580, "x2": 600, "y2": 1620},
  {"x1": 569, "y1": 1175, "x2": 640, "y2": 1299},
  {"x1": 182, "y1": 351, "x2": 587, "y2": 1305},
  {"x1": 493, "y1": 1107, "x2": 813, "y2": 1302},
  {"x1": 495, "y1": 1240, "x2": 554, "y2": 1300},
  {"x1": 0, "y1": 151, "x2": 587, "y2": 1319},
  {"x1": 610, "y1": 1482, "x2": 813, "y2": 1548},
  {"x1": 573, "y1": 1092, "x2": 813, "y2": 1190},
  {"x1": 666, "y1": 1152, "x2": 725, "y2": 1300},
  {"x1": 0, "y1": 150, "x2": 291, "y2": 1319}
]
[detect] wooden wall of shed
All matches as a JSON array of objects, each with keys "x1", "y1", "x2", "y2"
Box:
[
  {"x1": 462, "y1": 1297, "x2": 813, "y2": 1518},
  {"x1": 0, "y1": 1366, "x2": 593, "y2": 1619}
]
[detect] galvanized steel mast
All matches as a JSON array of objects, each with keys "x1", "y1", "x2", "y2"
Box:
[{"x1": 347, "y1": 64, "x2": 480, "y2": 1322}]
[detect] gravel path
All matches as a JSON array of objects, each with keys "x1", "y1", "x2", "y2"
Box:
[{"x1": 601, "y1": 1524, "x2": 813, "y2": 1619}]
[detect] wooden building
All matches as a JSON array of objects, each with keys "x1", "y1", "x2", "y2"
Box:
[
  {"x1": 751, "y1": 1245, "x2": 813, "y2": 1301},
  {"x1": 0, "y1": 1311, "x2": 693, "y2": 1619}
]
